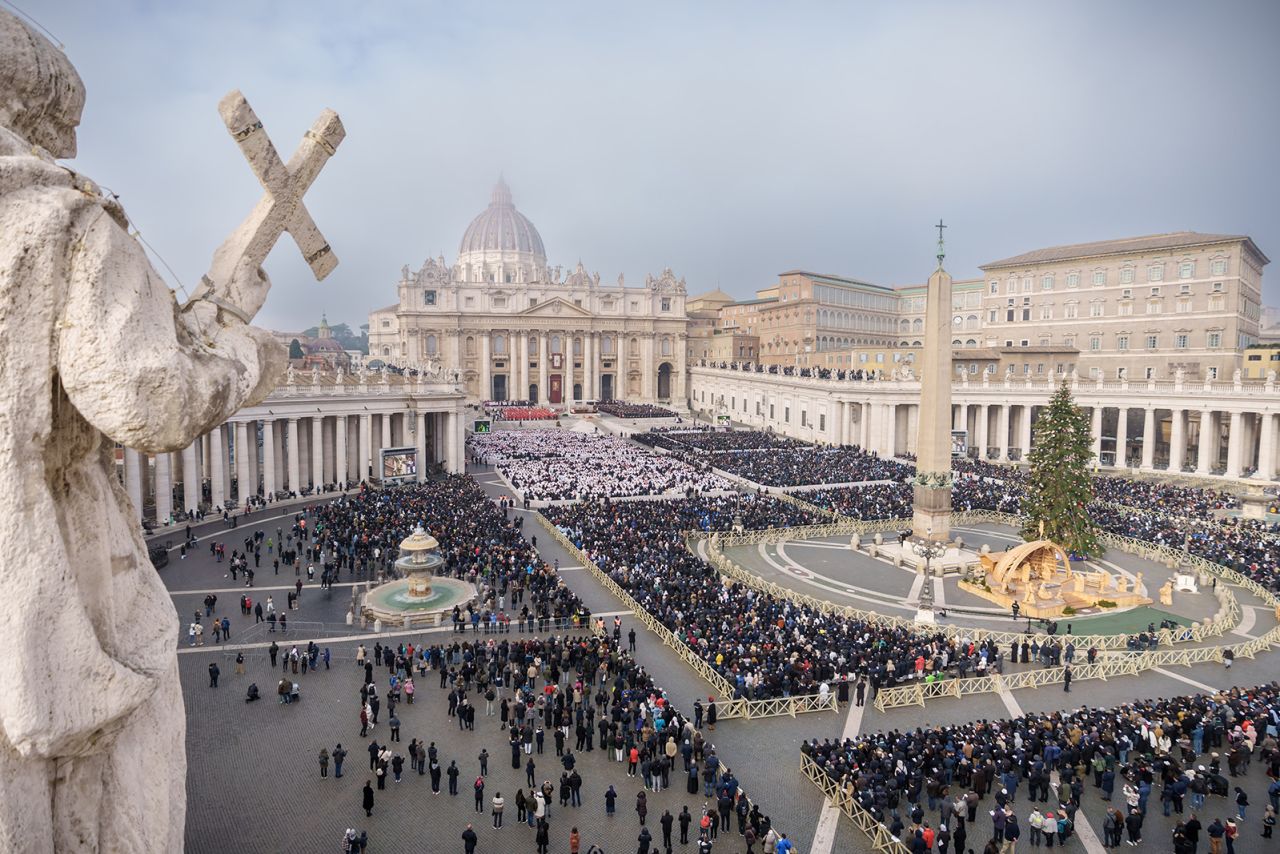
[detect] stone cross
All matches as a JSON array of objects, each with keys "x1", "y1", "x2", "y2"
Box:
[{"x1": 200, "y1": 90, "x2": 346, "y2": 298}]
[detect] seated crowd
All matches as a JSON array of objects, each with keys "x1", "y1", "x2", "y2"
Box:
[
  {"x1": 544, "y1": 496, "x2": 1009, "y2": 700},
  {"x1": 804, "y1": 682, "x2": 1280, "y2": 853},
  {"x1": 704, "y1": 447, "x2": 913, "y2": 487},
  {"x1": 634, "y1": 427, "x2": 807, "y2": 454},
  {"x1": 595, "y1": 399, "x2": 678, "y2": 419},
  {"x1": 468, "y1": 430, "x2": 733, "y2": 501}
]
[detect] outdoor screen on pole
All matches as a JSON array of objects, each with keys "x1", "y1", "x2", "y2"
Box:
[{"x1": 380, "y1": 447, "x2": 418, "y2": 482}]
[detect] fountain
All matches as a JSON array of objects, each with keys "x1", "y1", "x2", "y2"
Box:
[{"x1": 360, "y1": 526, "x2": 476, "y2": 628}]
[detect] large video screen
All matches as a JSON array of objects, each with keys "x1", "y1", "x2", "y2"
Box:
[{"x1": 380, "y1": 447, "x2": 418, "y2": 482}]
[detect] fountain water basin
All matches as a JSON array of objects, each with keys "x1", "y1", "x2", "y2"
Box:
[{"x1": 360, "y1": 526, "x2": 475, "y2": 627}]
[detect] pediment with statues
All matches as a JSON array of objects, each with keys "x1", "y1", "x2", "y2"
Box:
[{"x1": 646, "y1": 267, "x2": 687, "y2": 294}]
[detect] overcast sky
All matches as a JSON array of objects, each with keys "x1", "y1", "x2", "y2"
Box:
[{"x1": 29, "y1": 0, "x2": 1280, "y2": 330}]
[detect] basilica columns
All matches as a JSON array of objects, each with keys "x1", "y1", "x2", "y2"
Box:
[
  {"x1": 1017, "y1": 405, "x2": 1033, "y2": 461},
  {"x1": 359, "y1": 413, "x2": 372, "y2": 481},
  {"x1": 516, "y1": 332, "x2": 527, "y2": 401},
  {"x1": 976, "y1": 404, "x2": 989, "y2": 459},
  {"x1": 642, "y1": 335, "x2": 656, "y2": 401},
  {"x1": 480, "y1": 334, "x2": 492, "y2": 401},
  {"x1": 538, "y1": 334, "x2": 549, "y2": 406},
  {"x1": 583, "y1": 332, "x2": 594, "y2": 401}
]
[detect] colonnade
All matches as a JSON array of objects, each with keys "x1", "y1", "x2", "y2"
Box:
[
  {"x1": 120, "y1": 384, "x2": 467, "y2": 525},
  {"x1": 691, "y1": 364, "x2": 1280, "y2": 484}
]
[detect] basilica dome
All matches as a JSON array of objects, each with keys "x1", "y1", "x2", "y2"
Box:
[{"x1": 458, "y1": 177, "x2": 546, "y2": 261}]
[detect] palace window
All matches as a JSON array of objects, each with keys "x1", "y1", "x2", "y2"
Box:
[
  {"x1": 1089, "y1": 336, "x2": 1102, "y2": 351},
  {"x1": 1066, "y1": 272, "x2": 1079, "y2": 288},
  {"x1": 1176, "y1": 334, "x2": 1188, "y2": 349},
  {"x1": 1092, "y1": 270, "x2": 1106, "y2": 286},
  {"x1": 1120, "y1": 266, "x2": 1135, "y2": 284},
  {"x1": 1042, "y1": 275, "x2": 1054, "y2": 290},
  {"x1": 1148, "y1": 264, "x2": 1164, "y2": 282},
  {"x1": 424, "y1": 290, "x2": 437, "y2": 306},
  {"x1": 1211, "y1": 259, "x2": 1227, "y2": 275},
  {"x1": 661, "y1": 297, "x2": 671, "y2": 312},
  {"x1": 425, "y1": 334, "x2": 438, "y2": 355},
  {"x1": 1117, "y1": 335, "x2": 1129, "y2": 351},
  {"x1": 1179, "y1": 261, "x2": 1195, "y2": 279},
  {"x1": 1145, "y1": 335, "x2": 1158, "y2": 349},
  {"x1": 1207, "y1": 331, "x2": 1222, "y2": 348}
]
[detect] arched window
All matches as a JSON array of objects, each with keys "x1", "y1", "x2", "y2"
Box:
[
  {"x1": 602, "y1": 336, "x2": 614, "y2": 355},
  {"x1": 528, "y1": 336, "x2": 537, "y2": 356},
  {"x1": 661, "y1": 337, "x2": 672, "y2": 356},
  {"x1": 573, "y1": 337, "x2": 582, "y2": 356},
  {"x1": 381, "y1": 346, "x2": 390, "y2": 356},
  {"x1": 493, "y1": 334, "x2": 506, "y2": 355},
  {"x1": 630, "y1": 337, "x2": 639, "y2": 356},
  {"x1": 551, "y1": 335, "x2": 562, "y2": 354},
  {"x1": 465, "y1": 336, "x2": 475, "y2": 356},
  {"x1": 425, "y1": 334, "x2": 438, "y2": 355}
]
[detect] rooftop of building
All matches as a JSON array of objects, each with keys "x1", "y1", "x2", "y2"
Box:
[
  {"x1": 777, "y1": 270, "x2": 887, "y2": 290},
  {"x1": 982, "y1": 231, "x2": 1269, "y2": 269}
]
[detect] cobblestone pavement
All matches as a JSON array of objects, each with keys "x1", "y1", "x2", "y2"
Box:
[{"x1": 167, "y1": 477, "x2": 1280, "y2": 854}]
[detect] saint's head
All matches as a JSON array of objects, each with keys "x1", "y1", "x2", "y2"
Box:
[{"x1": 0, "y1": 9, "x2": 85, "y2": 158}]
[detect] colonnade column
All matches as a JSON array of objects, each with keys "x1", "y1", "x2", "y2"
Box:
[
  {"x1": 831, "y1": 401, "x2": 845, "y2": 445},
  {"x1": 1168, "y1": 410, "x2": 1186, "y2": 473},
  {"x1": 262, "y1": 419, "x2": 277, "y2": 496},
  {"x1": 1018, "y1": 405, "x2": 1033, "y2": 461},
  {"x1": 1225, "y1": 411, "x2": 1244, "y2": 478},
  {"x1": 904, "y1": 404, "x2": 919, "y2": 456},
  {"x1": 210, "y1": 425, "x2": 226, "y2": 508},
  {"x1": 414, "y1": 412, "x2": 428, "y2": 482},
  {"x1": 538, "y1": 334, "x2": 549, "y2": 406},
  {"x1": 336, "y1": 415, "x2": 348, "y2": 486},
  {"x1": 234, "y1": 421, "x2": 249, "y2": 501},
  {"x1": 860, "y1": 402, "x2": 872, "y2": 450},
  {"x1": 1258, "y1": 413, "x2": 1276, "y2": 481},
  {"x1": 1090, "y1": 407, "x2": 1103, "y2": 465},
  {"x1": 286, "y1": 418, "x2": 300, "y2": 493},
  {"x1": 1196, "y1": 411, "x2": 1214, "y2": 475},
  {"x1": 997, "y1": 405, "x2": 1010, "y2": 461},
  {"x1": 124, "y1": 448, "x2": 144, "y2": 520},
  {"x1": 976, "y1": 404, "x2": 989, "y2": 459},
  {"x1": 310, "y1": 416, "x2": 323, "y2": 487},
  {"x1": 1140, "y1": 408, "x2": 1156, "y2": 470},
  {"x1": 181, "y1": 442, "x2": 200, "y2": 514},
  {"x1": 1114, "y1": 407, "x2": 1129, "y2": 468},
  {"x1": 359, "y1": 413, "x2": 372, "y2": 482},
  {"x1": 155, "y1": 453, "x2": 172, "y2": 525}
]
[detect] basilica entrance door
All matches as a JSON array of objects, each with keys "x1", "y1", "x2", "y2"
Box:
[{"x1": 549, "y1": 375, "x2": 563, "y2": 404}]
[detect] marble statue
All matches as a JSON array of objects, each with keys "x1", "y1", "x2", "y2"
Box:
[
  {"x1": 287, "y1": 363, "x2": 297, "y2": 385},
  {"x1": 0, "y1": 12, "x2": 341, "y2": 851},
  {"x1": 311, "y1": 364, "x2": 321, "y2": 386}
]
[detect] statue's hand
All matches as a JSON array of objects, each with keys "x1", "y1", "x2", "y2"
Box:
[{"x1": 220, "y1": 256, "x2": 271, "y2": 321}]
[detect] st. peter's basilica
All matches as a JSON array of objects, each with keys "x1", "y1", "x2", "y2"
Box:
[{"x1": 368, "y1": 178, "x2": 689, "y2": 405}]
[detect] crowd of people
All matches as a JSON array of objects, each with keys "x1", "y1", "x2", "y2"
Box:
[
  {"x1": 334, "y1": 631, "x2": 788, "y2": 854},
  {"x1": 543, "y1": 496, "x2": 1013, "y2": 700},
  {"x1": 634, "y1": 427, "x2": 806, "y2": 454},
  {"x1": 703, "y1": 447, "x2": 913, "y2": 487},
  {"x1": 804, "y1": 681, "x2": 1280, "y2": 853},
  {"x1": 595, "y1": 400, "x2": 678, "y2": 419},
  {"x1": 697, "y1": 359, "x2": 880, "y2": 381},
  {"x1": 484, "y1": 403, "x2": 558, "y2": 422},
  {"x1": 468, "y1": 431, "x2": 734, "y2": 501}
]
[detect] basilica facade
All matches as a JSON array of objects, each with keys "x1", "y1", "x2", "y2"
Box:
[{"x1": 368, "y1": 178, "x2": 689, "y2": 405}]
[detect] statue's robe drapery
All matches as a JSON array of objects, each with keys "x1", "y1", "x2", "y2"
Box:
[{"x1": 0, "y1": 128, "x2": 283, "y2": 852}]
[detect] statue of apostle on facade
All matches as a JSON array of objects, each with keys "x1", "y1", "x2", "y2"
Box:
[{"x1": 0, "y1": 12, "x2": 294, "y2": 851}]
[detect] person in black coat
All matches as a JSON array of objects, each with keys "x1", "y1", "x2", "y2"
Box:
[
  {"x1": 362, "y1": 782, "x2": 374, "y2": 817},
  {"x1": 661, "y1": 810, "x2": 674, "y2": 849},
  {"x1": 461, "y1": 824, "x2": 478, "y2": 854}
]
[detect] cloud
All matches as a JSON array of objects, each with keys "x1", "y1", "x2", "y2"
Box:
[{"x1": 29, "y1": 0, "x2": 1280, "y2": 330}]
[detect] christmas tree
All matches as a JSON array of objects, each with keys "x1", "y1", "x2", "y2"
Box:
[{"x1": 1021, "y1": 380, "x2": 1100, "y2": 556}]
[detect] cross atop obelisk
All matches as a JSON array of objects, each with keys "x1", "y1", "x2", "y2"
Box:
[{"x1": 912, "y1": 219, "x2": 955, "y2": 542}]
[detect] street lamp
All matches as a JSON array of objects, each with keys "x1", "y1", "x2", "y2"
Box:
[{"x1": 911, "y1": 526, "x2": 946, "y2": 624}]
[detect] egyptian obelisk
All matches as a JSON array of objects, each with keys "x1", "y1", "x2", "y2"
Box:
[{"x1": 912, "y1": 221, "x2": 954, "y2": 542}]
